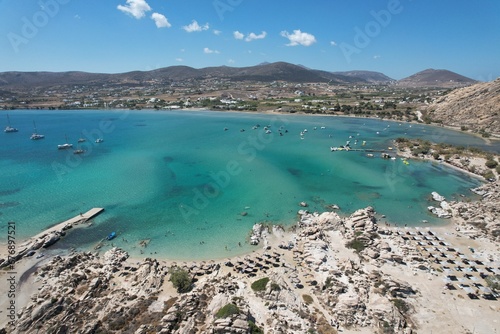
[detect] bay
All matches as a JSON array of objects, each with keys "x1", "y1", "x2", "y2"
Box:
[{"x1": 0, "y1": 110, "x2": 491, "y2": 259}]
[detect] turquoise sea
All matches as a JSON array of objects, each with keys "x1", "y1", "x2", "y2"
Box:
[{"x1": 0, "y1": 110, "x2": 496, "y2": 260}]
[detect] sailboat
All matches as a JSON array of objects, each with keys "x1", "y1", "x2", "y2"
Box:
[
  {"x1": 57, "y1": 135, "x2": 73, "y2": 150},
  {"x1": 30, "y1": 121, "x2": 45, "y2": 140},
  {"x1": 4, "y1": 114, "x2": 18, "y2": 133}
]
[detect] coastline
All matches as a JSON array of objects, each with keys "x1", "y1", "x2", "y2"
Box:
[{"x1": 2, "y1": 198, "x2": 498, "y2": 333}]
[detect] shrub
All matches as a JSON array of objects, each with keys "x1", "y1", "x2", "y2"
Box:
[
  {"x1": 302, "y1": 294, "x2": 314, "y2": 304},
  {"x1": 346, "y1": 239, "x2": 366, "y2": 253},
  {"x1": 248, "y1": 321, "x2": 264, "y2": 334},
  {"x1": 485, "y1": 275, "x2": 500, "y2": 291},
  {"x1": 496, "y1": 165, "x2": 500, "y2": 174},
  {"x1": 215, "y1": 303, "x2": 240, "y2": 319},
  {"x1": 485, "y1": 160, "x2": 498, "y2": 169},
  {"x1": 270, "y1": 283, "x2": 281, "y2": 291},
  {"x1": 391, "y1": 298, "x2": 410, "y2": 314},
  {"x1": 169, "y1": 267, "x2": 192, "y2": 293},
  {"x1": 460, "y1": 125, "x2": 468, "y2": 131},
  {"x1": 251, "y1": 277, "x2": 270, "y2": 292},
  {"x1": 483, "y1": 170, "x2": 495, "y2": 180}
]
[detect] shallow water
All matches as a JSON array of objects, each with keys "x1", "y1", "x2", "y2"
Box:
[{"x1": 0, "y1": 110, "x2": 488, "y2": 259}]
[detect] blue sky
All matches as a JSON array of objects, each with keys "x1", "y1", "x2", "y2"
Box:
[{"x1": 0, "y1": 0, "x2": 499, "y2": 80}]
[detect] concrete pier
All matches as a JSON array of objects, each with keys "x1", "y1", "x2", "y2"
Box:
[{"x1": 32, "y1": 208, "x2": 104, "y2": 240}]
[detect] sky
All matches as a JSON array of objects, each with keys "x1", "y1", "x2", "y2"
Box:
[{"x1": 0, "y1": 0, "x2": 499, "y2": 80}]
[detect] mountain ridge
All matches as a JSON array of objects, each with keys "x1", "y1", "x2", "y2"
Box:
[{"x1": 0, "y1": 62, "x2": 477, "y2": 89}]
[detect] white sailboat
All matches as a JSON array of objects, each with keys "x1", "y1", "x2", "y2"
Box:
[
  {"x1": 4, "y1": 114, "x2": 18, "y2": 133},
  {"x1": 30, "y1": 121, "x2": 45, "y2": 140},
  {"x1": 57, "y1": 135, "x2": 73, "y2": 150}
]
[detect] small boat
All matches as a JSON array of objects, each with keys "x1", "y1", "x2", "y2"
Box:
[
  {"x1": 4, "y1": 114, "x2": 18, "y2": 133},
  {"x1": 58, "y1": 143, "x2": 72, "y2": 149},
  {"x1": 330, "y1": 146, "x2": 339, "y2": 151},
  {"x1": 58, "y1": 135, "x2": 73, "y2": 150},
  {"x1": 265, "y1": 130, "x2": 271, "y2": 134},
  {"x1": 107, "y1": 232, "x2": 116, "y2": 240},
  {"x1": 78, "y1": 138, "x2": 86, "y2": 143},
  {"x1": 30, "y1": 121, "x2": 44, "y2": 140},
  {"x1": 95, "y1": 138, "x2": 104, "y2": 143},
  {"x1": 73, "y1": 149, "x2": 85, "y2": 155}
]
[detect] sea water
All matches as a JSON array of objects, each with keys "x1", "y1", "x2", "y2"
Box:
[{"x1": 0, "y1": 110, "x2": 493, "y2": 260}]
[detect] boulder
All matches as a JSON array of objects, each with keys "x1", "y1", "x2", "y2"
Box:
[{"x1": 431, "y1": 191, "x2": 445, "y2": 202}]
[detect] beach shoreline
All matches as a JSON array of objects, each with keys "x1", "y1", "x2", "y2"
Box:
[{"x1": 2, "y1": 196, "x2": 498, "y2": 333}]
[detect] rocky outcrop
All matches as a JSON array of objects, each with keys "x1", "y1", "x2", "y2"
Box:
[
  {"x1": 13, "y1": 191, "x2": 500, "y2": 333},
  {"x1": 452, "y1": 180, "x2": 500, "y2": 241},
  {"x1": 426, "y1": 78, "x2": 500, "y2": 135}
]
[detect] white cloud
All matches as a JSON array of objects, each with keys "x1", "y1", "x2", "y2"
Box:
[
  {"x1": 280, "y1": 29, "x2": 317, "y2": 47},
  {"x1": 176, "y1": 58, "x2": 184, "y2": 62},
  {"x1": 213, "y1": 30, "x2": 222, "y2": 35},
  {"x1": 373, "y1": 55, "x2": 381, "y2": 59},
  {"x1": 228, "y1": 59, "x2": 235, "y2": 64},
  {"x1": 117, "y1": 0, "x2": 151, "y2": 19},
  {"x1": 204, "y1": 47, "x2": 220, "y2": 54},
  {"x1": 183, "y1": 20, "x2": 209, "y2": 32},
  {"x1": 233, "y1": 31, "x2": 244, "y2": 40},
  {"x1": 151, "y1": 13, "x2": 171, "y2": 28},
  {"x1": 74, "y1": 14, "x2": 81, "y2": 20},
  {"x1": 245, "y1": 31, "x2": 267, "y2": 42},
  {"x1": 330, "y1": 41, "x2": 337, "y2": 46},
  {"x1": 234, "y1": 31, "x2": 267, "y2": 42}
]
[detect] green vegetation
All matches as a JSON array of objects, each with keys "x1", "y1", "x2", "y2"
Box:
[
  {"x1": 302, "y1": 294, "x2": 314, "y2": 304},
  {"x1": 248, "y1": 321, "x2": 264, "y2": 334},
  {"x1": 169, "y1": 267, "x2": 193, "y2": 293},
  {"x1": 323, "y1": 277, "x2": 334, "y2": 290},
  {"x1": 496, "y1": 165, "x2": 500, "y2": 174},
  {"x1": 479, "y1": 129, "x2": 491, "y2": 138},
  {"x1": 346, "y1": 238, "x2": 366, "y2": 253},
  {"x1": 391, "y1": 298, "x2": 410, "y2": 314},
  {"x1": 270, "y1": 282, "x2": 281, "y2": 291},
  {"x1": 483, "y1": 170, "x2": 495, "y2": 180},
  {"x1": 485, "y1": 275, "x2": 500, "y2": 291},
  {"x1": 251, "y1": 277, "x2": 270, "y2": 292},
  {"x1": 215, "y1": 303, "x2": 240, "y2": 319},
  {"x1": 485, "y1": 159, "x2": 498, "y2": 169}
]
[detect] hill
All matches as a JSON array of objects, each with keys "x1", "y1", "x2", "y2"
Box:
[
  {"x1": 397, "y1": 69, "x2": 476, "y2": 88},
  {"x1": 331, "y1": 70, "x2": 394, "y2": 83},
  {"x1": 427, "y1": 78, "x2": 500, "y2": 135},
  {"x1": 0, "y1": 62, "x2": 393, "y2": 90}
]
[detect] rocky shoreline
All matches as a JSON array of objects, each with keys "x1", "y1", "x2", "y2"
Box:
[{"x1": 1, "y1": 182, "x2": 499, "y2": 333}]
